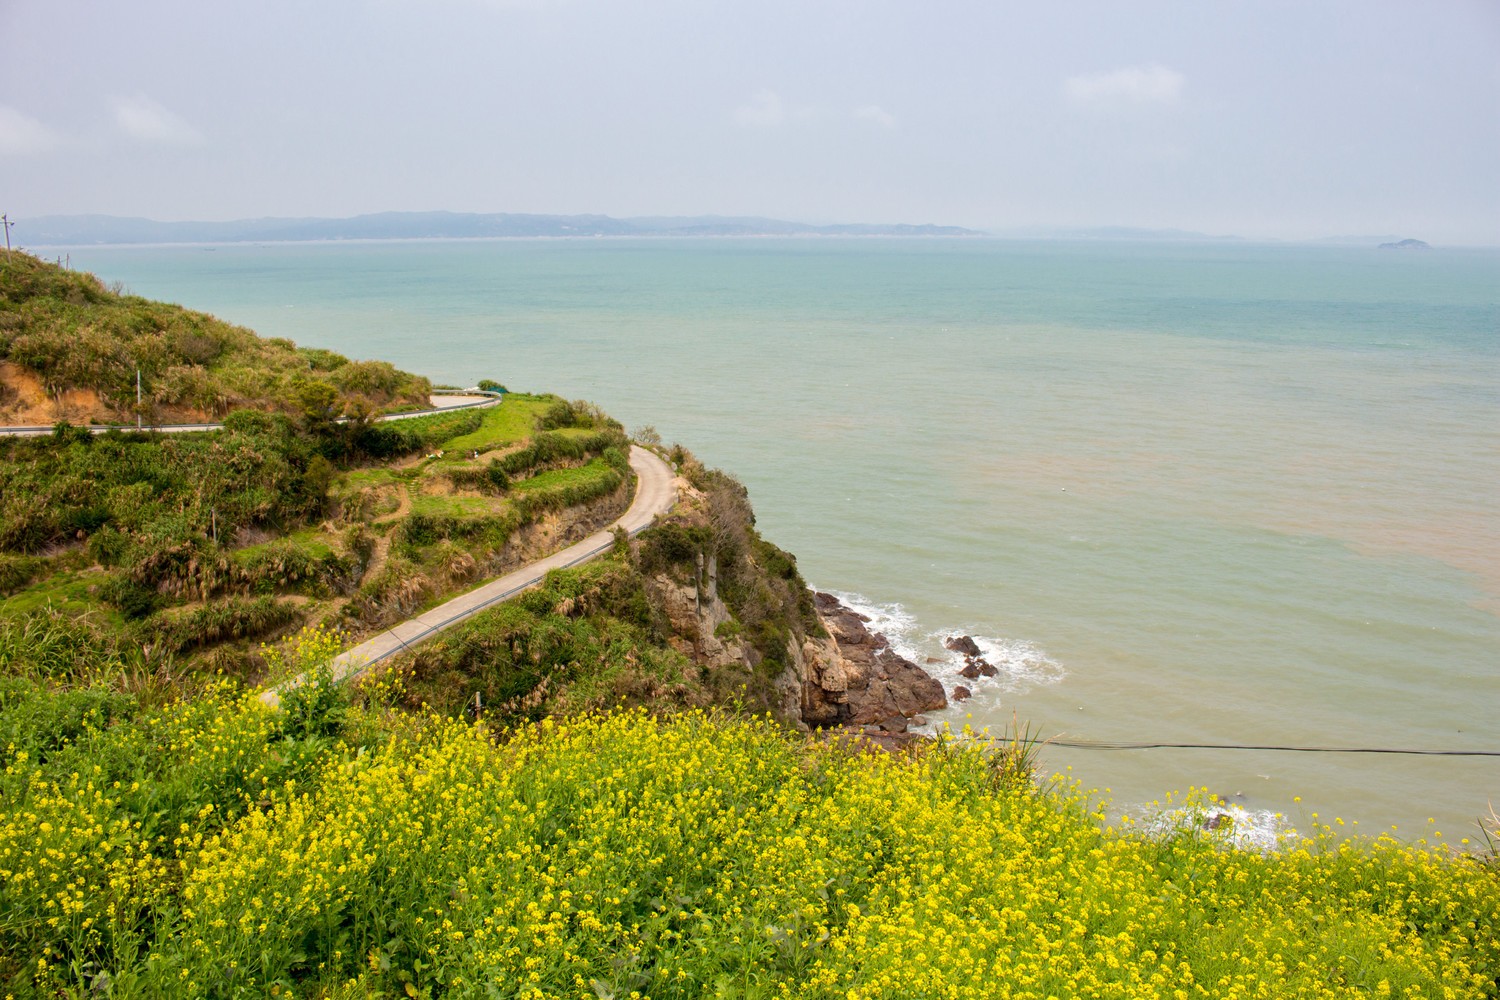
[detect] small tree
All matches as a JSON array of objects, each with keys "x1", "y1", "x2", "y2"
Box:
[{"x1": 295, "y1": 380, "x2": 339, "y2": 438}]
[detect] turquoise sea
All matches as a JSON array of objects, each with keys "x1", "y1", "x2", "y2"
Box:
[{"x1": 60, "y1": 237, "x2": 1500, "y2": 845}]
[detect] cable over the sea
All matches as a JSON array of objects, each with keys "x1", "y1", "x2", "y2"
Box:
[{"x1": 1025, "y1": 739, "x2": 1500, "y2": 757}]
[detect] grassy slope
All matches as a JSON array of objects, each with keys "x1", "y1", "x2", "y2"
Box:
[
  {"x1": 0, "y1": 396, "x2": 634, "y2": 684},
  {"x1": 0, "y1": 258, "x2": 637, "y2": 687},
  {"x1": 0, "y1": 251, "x2": 431, "y2": 423}
]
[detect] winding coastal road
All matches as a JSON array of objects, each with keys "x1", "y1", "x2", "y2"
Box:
[
  {"x1": 0, "y1": 392, "x2": 677, "y2": 705},
  {"x1": 259, "y1": 444, "x2": 676, "y2": 707}
]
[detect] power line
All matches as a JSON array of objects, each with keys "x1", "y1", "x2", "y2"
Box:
[{"x1": 1008, "y1": 738, "x2": 1500, "y2": 758}]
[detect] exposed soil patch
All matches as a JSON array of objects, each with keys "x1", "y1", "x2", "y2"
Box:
[
  {"x1": 0, "y1": 361, "x2": 111, "y2": 424},
  {"x1": 0, "y1": 360, "x2": 216, "y2": 426}
]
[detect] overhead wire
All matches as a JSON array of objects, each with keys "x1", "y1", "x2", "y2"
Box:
[{"x1": 980, "y1": 737, "x2": 1500, "y2": 757}]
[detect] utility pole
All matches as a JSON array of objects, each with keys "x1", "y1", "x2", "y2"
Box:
[{"x1": 1, "y1": 214, "x2": 12, "y2": 252}]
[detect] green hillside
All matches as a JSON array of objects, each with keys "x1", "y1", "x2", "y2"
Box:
[
  {"x1": 0, "y1": 257, "x2": 815, "y2": 722},
  {"x1": 0, "y1": 251, "x2": 430, "y2": 425}
]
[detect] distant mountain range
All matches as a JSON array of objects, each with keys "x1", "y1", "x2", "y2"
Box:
[{"x1": 18, "y1": 212, "x2": 980, "y2": 246}]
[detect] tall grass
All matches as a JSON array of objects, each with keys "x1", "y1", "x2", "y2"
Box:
[{"x1": 0, "y1": 606, "x2": 128, "y2": 679}]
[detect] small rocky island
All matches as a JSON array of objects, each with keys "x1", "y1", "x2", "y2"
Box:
[{"x1": 1378, "y1": 238, "x2": 1431, "y2": 249}]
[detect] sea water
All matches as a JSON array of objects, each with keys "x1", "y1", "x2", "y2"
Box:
[{"x1": 58, "y1": 237, "x2": 1500, "y2": 844}]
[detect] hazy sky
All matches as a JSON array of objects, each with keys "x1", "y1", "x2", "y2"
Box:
[{"x1": 3, "y1": 0, "x2": 1498, "y2": 243}]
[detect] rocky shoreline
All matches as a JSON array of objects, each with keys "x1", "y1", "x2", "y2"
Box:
[{"x1": 799, "y1": 591, "x2": 949, "y2": 732}]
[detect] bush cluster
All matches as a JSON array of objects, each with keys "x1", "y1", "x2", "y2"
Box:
[
  {"x1": 0, "y1": 419, "x2": 320, "y2": 566},
  {"x1": 510, "y1": 455, "x2": 630, "y2": 518},
  {"x1": 143, "y1": 596, "x2": 299, "y2": 655},
  {"x1": 394, "y1": 558, "x2": 688, "y2": 720}
]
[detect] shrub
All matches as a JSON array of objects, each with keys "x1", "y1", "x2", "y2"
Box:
[
  {"x1": 231, "y1": 540, "x2": 355, "y2": 597},
  {"x1": 0, "y1": 677, "x2": 136, "y2": 766},
  {"x1": 346, "y1": 408, "x2": 484, "y2": 459},
  {"x1": 510, "y1": 459, "x2": 627, "y2": 517},
  {"x1": 0, "y1": 554, "x2": 43, "y2": 597},
  {"x1": 99, "y1": 575, "x2": 163, "y2": 620},
  {"x1": 145, "y1": 596, "x2": 299, "y2": 654},
  {"x1": 637, "y1": 521, "x2": 711, "y2": 576}
]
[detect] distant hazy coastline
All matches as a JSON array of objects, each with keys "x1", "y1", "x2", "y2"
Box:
[
  {"x1": 19, "y1": 212, "x2": 1462, "y2": 250},
  {"x1": 18, "y1": 211, "x2": 979, "y2": 247}
]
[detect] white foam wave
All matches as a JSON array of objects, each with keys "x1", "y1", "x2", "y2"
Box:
[
  {"x1": 818, "y1": 589, "x2": 1066, "y2": 703},
  {"x1": 936, "y1": 632, "x2": 1068, "y2": 695},
  {"x1": 1138, "y1": 802, "x2": 1296, "y2": 853},
  {"x1": 824, "y1": 589, "x2": 924, "y2": 661}
]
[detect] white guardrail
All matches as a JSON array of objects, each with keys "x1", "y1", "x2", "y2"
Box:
[{"x1": 0, "y1": 388, "x2": 505, "y2": 437}]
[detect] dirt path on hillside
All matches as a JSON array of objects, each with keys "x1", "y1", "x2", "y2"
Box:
[{"x1": 358, "y1": 483, "x2": 414, "y2": 586}]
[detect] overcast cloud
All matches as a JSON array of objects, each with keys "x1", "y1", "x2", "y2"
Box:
[{"x1": 2, "y1": 0, "x2": 1497, "y2": 242}]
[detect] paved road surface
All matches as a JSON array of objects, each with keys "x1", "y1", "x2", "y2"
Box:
[{"x1": 260, "y1": 445, "x2": 676, "y2": 707}]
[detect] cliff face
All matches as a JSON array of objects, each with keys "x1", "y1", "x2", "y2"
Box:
[
  {"x1": 641, "y1": 503, "x2": 947, "y2": 731},
  {"x1": 797, "y1": 592, "x2": 947, "y2": 729}
]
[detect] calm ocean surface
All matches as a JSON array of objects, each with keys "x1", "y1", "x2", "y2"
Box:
[{"x1": 62, "y1": 237, "x2": 1500, "y2": 844}]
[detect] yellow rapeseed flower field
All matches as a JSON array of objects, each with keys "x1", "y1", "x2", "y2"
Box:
[{"x1": 2, "y1": 687, "x2": 1497, "y2": 998}]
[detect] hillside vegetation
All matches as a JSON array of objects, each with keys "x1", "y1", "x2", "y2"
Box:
[
  {"x1": 0, "y1": 257, "x2": 646, "y2": 687},
  {"x1": 0, "y1": 662, "x2": 1495, "y2": 998},
  {"x1": 0, "y1": 251, "x2": 430, "y2": 425},
  {"x1": 0, "y1": 395, "x2": 636, "y2": 687}
]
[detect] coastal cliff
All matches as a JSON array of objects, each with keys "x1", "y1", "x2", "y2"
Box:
[{"x1": 637, "y1": 460, "x2": 947, "y2": 732}]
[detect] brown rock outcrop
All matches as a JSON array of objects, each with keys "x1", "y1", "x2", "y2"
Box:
[
  {"x1": 945, "y1": 634, "x2": 982, "y2": 658},
  {"x1": 799, "y1": 592, "x2": 947, "y2": 727},
  {"x1": 652, "y1": 553, "x2": 747, "y2": 672}
]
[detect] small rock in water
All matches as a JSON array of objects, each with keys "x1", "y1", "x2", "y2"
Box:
[
  {"x1": 952, "y1": 685, "x2": 972, "y2": 701},
  {"x1": 959, "y1": 661, "x2": 982, "y2": 680},
  {"x1": 977, "y1": 660, "x2": 998, "y2": 678},
  {"x1": 911, "y1": 715, "x2": 928, "y2": 727},
  {"x1": 945, "y1": 635, "x2": 983, "y2": 658}
]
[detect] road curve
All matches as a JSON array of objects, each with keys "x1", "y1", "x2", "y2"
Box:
[{"x1": 259, "y1": 445, "x2": 676, "y2": 707}]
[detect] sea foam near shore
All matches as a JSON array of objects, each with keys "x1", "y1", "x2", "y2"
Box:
[
  {"x1": 826, "y1": 597, "x2": 1294, "y2": 849},
  {"x1": 1139, "y1": 801, "x2": 1297, "y2": 853},
  {"x1": 824, "y1": 589, "x2": 1066, "y2": 707}
]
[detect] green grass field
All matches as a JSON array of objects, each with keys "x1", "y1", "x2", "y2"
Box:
[{"x1": 440, "y1": 393, "x2": 556, "y2": 454}]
